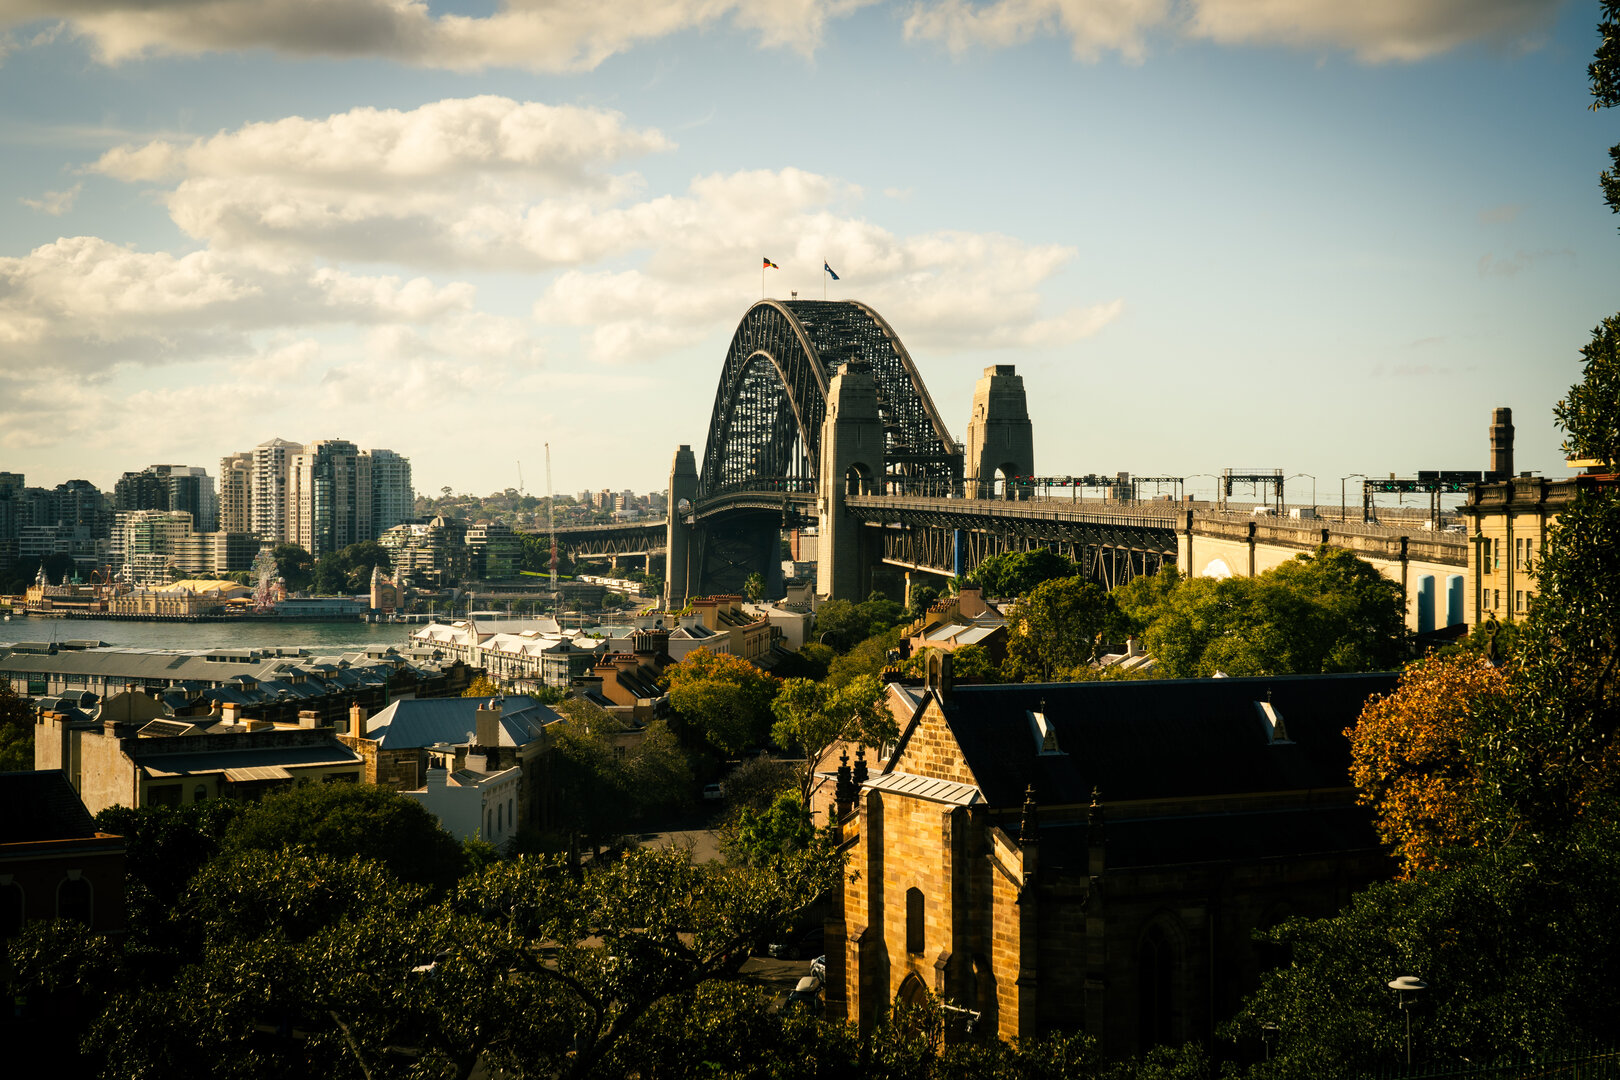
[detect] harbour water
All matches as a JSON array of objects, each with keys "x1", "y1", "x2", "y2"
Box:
[{"x1": 0, "y1": 615, "x2": 413, "y2": 653}]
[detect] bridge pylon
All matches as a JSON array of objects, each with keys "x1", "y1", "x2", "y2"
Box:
[
  {"x1": 964, "y1": 364, "x2": 1034, "y2": 500},
  {"x1": 817, "y1": 361, "x2": 884, "y2": 600},
  {"x1": 665, "y1": 444, "x2": 698, "y2": 608}
]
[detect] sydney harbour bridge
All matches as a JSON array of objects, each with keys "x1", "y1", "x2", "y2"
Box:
[{"x1": 563, "y1": 298, "x2": 1181, "y2": 605}]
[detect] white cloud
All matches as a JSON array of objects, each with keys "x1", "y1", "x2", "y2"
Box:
[
  {"x1": 0, "y1": 0, "x2": 873, "y2": 72},
  {"x1": 904, "y1": 0, "x2": 1167, "y2": 62},
  {"x1": 47, "y1": 96, "x2": 1117, "y2": 392},
  {"x1": 903, "y1": 0, "x2": 1559, "y2": 63},
  {"x1": 0, "y1": 235, "x2": 477, "y2": 371},
  {"x1": 19, "y1": 181, "x2": 81, "y2": 215},
  {"x1": 1185, "y1": 0, "x2": 1558, "y2": 63}
]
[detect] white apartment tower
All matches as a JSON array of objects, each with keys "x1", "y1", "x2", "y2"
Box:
[
  {"x1": 219, "y1": 451, "x2": 253, "y2": 534},
  {"x1": 250, "y1": 438, "x2": 303, "y2": 543},
  {"x1": 364, "y1": 449, "x2": 414, "y2": 535},
  {"x1": 288, "y1": 439, "x2": 371, "y2": 557}
]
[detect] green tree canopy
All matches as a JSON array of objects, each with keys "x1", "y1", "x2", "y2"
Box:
[
  {"x1": 1004, "y1": 576, "x2": 1126, "y2": 681},
  {"x1": 965, "y1": 547, "x2": 1080, "y2": 600},
  {"x1": 770, "y1": 673, "x2": 894, "y2": 804},
  {"x1": 271, "y1": 542, "x2": 314, "y2": 592},
  {"x1": 662, "y1": 648, "x2": 781, "y2": 755},
  {"x1": 1143, "y1": 546, "x2": 1407, "y2": 678},
  {"x1": 221, "y1": 782, "x2": 466, "y2": 892},
  {"x1": 0, "y1": 680, "x2": 34, "y2": 771}
]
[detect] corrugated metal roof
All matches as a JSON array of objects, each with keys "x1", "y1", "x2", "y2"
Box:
[
  {"x1": 223, "y1": 765, "x2": 294, "y2": 782},
  {"x1": 864, "y1": 771, "x2": 984, "y2": 806},
  {"x1": 362, "y1": 696, "x2": 559, "y2": 749},
  {"x1": 139, "y1": 743, "x2": 362, "y2": 778}
]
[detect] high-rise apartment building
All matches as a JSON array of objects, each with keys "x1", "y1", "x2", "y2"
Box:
[
  {"x1": 288, "y1": 439, "x2": 372, "y2": 557},
  {"x1": 114, "y1": 465, "x2": 218, "y2": 533},
  {"x1": 249, "y1": 438, "x2": 303, "y2": 543},
  {"x1": 364, "y1": 449, "x2": 413, "y2": 535},
  {"x1": 113, "y1": 509, "x2": 193, "y2": 585},
  {"x1": 219, "y1": 452, "x2": 253, "y2": 534}
]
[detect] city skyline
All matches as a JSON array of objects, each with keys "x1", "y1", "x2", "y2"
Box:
[{"x1": 3, "y1": 1, "x2": 1617, "y2": 501}]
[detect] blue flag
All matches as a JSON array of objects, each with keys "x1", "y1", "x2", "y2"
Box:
[{"x1": 824, "y1": 262, "x2": 839, "y2": 280}]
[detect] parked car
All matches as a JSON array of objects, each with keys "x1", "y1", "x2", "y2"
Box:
[
  {"x1": 786, "y1": 973, "x2": 822, "y2": 1013},
  {"x1": 702, "y1": 783, "x2": 724, "y2": 801}
]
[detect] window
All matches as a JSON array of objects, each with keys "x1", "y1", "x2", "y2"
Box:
[
  {"x1": 906, "y1": 887, "x2": 925, "y2": 955},
  {"x1": 147, "y1": 784, "x2": 181, "y2": 807},
  {"x1": 57, "y1": 876, "x2": 92, "y2": 924},
  {"x1": 193, "y1": 784, "x2": 208, "y2": 803},
  {"x1": 1516, "y1": 590, "x2": 1524, "y2": 613},
  {"x1": 1138, "y1": 924, "x2": 1177, "y2": 1050},
  {"x1": 1494, "y1": 589, "x2": 1501, "y2": 610}
]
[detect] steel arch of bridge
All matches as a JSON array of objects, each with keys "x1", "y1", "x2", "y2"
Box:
[{"x1": 698, "y1": 300, "x2": 960, "y2": 499}]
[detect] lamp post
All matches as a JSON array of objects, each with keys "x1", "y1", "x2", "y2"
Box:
[
  {"x1": 1340, "y1": 473, "x2": 1366, "y2": 523},
  {"x1": 1185, "y1": 474, "x2": 1217, "y2": 509},
  {"x1": 1285, "y1": 473, "x2": 1315, "y2": 517},
  {"x1": 1389, "y1": 976, "x2": 1428, "y2": 1065}
]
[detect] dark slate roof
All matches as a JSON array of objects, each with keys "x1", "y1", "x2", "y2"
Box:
[
  {"x1": 934, "y1": 672, "x2": 1397, "y2": 808},
  {"x1": 0, "y1": 770, "x2": 101, "y2": 844},
  {"x1": 1033, "y1": 806, "x2": 1383, "y2": 873},
  {"x1": 363, "y1": 696, "x2": 560, "y2": 749}
]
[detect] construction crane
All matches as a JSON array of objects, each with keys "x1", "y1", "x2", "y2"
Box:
[{"x1": 545, "y1": 443, "x2": 558, "y2": 618}]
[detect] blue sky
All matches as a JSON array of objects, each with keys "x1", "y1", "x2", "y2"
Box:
[{"x1": 1, "y1": 0, "x2": 1615, "y2": 505}]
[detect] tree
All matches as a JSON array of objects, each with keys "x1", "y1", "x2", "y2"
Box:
[
  {"x1": 1229, "y1": 821, "x2": 1620, "y2": 1076},
  {"x1": 221, "y1": 783, "x2": 466, "y2": 892},
  {"x1": 907, "y1": 584, "x2": 942, "y2": 617},
  {"x1": 903, "y1": 642, "x2": 1001, "y2": 683},
  {"x1": 726, "y1": 790, "x2": 816, "y2": 866},
  {"x1": 1112, "y1": 565, "x2": 1184, "y2": 638},
  {"x1": 1004, "y1": 576, "x2": 1125, "y2": 681},
  {"x1": 1593, "y1": 0, "x2": 1619, "y2": 222},
  {"x1": 743, "y1": 571, "x2": 766, "y2": 602},
  {"x1": 662, "y1": 648, "x2": 781, "y2": 755},
  {"x1": 771, "y1": 673, "x2": 895, "y2": 804},
  {"x1": 1142, "y1": 547, "x2": 1407, "y2": 678},
  {"x1": 1346, "y1": 653, "x2": 1511, "y2": 874},
  {"x1": 462, "y1": 674, "x2": 502, "y2": 698},
  {"x1": 271, "y1": 542, "x2": 314, "y2": 593},
  {"x1": 0, "y1": 680, "x2": 33, "y2": 771},
  {"x1": 965, "y1": 547, "x2": 1080, "y2": 599}
]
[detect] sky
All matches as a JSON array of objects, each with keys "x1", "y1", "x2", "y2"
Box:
[{"x1": 1, "y1": 0, "x2": 1617, "y2": 506}]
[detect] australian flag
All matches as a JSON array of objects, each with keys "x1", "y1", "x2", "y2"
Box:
[{"x1": 824, "y1": 262, "x2": 839, "y2": 280}]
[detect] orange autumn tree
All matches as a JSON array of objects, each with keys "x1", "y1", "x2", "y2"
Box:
[{"x1": 1347, "y1": 652, "x2": 1510, "y2": 875}]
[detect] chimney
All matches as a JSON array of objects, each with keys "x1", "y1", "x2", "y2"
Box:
[
  {"x1": 426, "y1": 766, "x2": 448, "y2": 789},
  {"x1": 1490, "y1": 407, "x2": 1514, "y2": 480},
  {"x1": 956, "y1": 584, "x2": 986, "y2": 617},
  {"x1": 298, "y1": 709, "x2": 321, "y2": 729},
  {"x1": 475, "y1": 701, "x2": 501, "y2": 749},
  {"x1": 350, "y1": 703, "x2": 367, "y2": 739},
  {"x1": 222, "y1": 702, "x2": 242, "y2": 725}
]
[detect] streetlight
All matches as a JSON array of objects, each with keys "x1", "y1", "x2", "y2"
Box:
[
  {"x1": 1388, "y1": 975, "x2": 1428, "y2": 1065},
  {"x1": 1185, "y1": 474, "x2": 1217, "y2": 508},
  {"x1": 1341, "y1": 474, "x2": 1366, "y2": 524},
  {"x1": 1285, "y1": 473, "x2": 1315, "y2": 517}
]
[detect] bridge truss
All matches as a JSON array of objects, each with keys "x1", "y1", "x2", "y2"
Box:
[
  {"x1": 846, "y1": 497, "x2": 1181, "y2": 591},
  {"x1": 698, "y1": 300, "x2": 962, "y2": 499}
]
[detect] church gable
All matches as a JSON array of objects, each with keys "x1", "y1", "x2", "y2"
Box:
[{"x1": 889, "y1": 694, "x2": 979, "y2": 788}]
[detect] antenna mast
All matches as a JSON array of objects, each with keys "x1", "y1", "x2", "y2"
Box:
[{"x1": 545, "y1": 443, "x2": 558, "y2": 618}]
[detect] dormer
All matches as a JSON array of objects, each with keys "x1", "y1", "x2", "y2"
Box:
[
  {"x1": 1027, "y1": 702, "x2": 1064, "y2": 756},
  {"x1": 1255, "y1": 700, "x2": 1291, "y2": 744}
]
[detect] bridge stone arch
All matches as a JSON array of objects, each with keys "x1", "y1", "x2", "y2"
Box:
[{"x1": 698, "y1": 300, "x2": 962, "y2": 498}]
